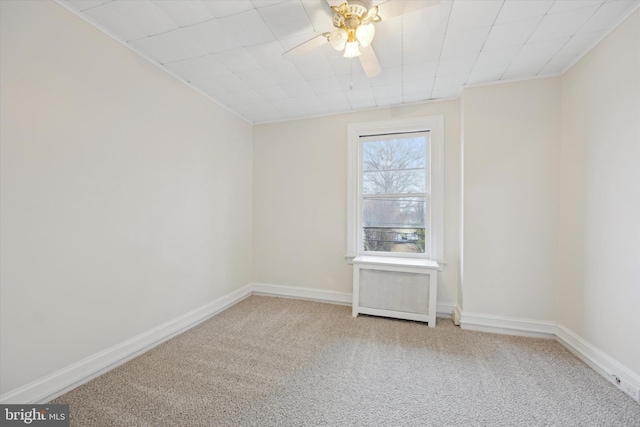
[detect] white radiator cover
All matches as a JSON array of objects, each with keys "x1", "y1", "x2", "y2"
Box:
[
  {"x1": 351, "y1": 256, "x2": 439, "y2": 327},
  {"x1": 359, "y1": 269, "x2": 430, "y2": 315}
]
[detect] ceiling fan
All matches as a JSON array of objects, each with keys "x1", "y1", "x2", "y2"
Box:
[{"x1": 283, "y1": 0, "x2": 438, "y2": 78}]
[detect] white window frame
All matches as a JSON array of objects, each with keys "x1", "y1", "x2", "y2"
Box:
[{"x1": 346, "y1": 116, "x2": 444, "y2": 262}]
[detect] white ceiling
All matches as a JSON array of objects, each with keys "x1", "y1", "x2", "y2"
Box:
[{"x1": 60, "y1": 0, "x2": 639, "y2": 124}]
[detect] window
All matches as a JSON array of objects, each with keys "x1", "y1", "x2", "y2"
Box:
[{"x1": 347, "y1": 116, "x2": 444, "y2": 261}]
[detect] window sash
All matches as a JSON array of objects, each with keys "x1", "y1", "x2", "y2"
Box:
[
  {"x1": 346, "y1": 115, "x2": 444, "y2": 262},
  {"x1": 359, "y1": 131, "x2": 431, "y2": 257}
]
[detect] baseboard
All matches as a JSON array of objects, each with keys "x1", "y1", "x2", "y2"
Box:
[
  {"x1": 460, "y1": 311, "x2": 557, "y2": 338},
  {"x1": 6, "y1": 284, "x2": 636, "y2": 406},
  {"x1": 250, "y1": 282, "x2": 456, "y2": 318},
  {"x1": 0, "y1": 284, "x2": 253, "y2": 404},
  {"x1": 458, "y1": 309, "x2": 640, "y2": 404},
  {"x1": 556, "y1": 324, "x2": 640, "y2": 403},
  {"x1": 435, "y1": 303, "x2": 456, "y2": 319},
  {"x1": 251, "y1": 282, "x2": 352, "y2": 305}
]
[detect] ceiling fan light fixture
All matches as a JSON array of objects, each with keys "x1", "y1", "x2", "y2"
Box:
[
  {"x1": 343, "y1": 41, "x2": 361, "y2": 58},
  {"x1": 355, "y1": 23, "x2": 375, "y2": 48},
  {"x1": 329, "y1": 28, "x2": 348, "y2": 51}
]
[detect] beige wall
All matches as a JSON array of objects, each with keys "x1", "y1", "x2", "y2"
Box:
[
  {"x1": 0, "y1": 1, "x2": 252, "y2": 394},
  {"x1": 558, "y1": 10, "x2": 640, "y2": 374},
  {"x1": 253, "y1": 101, "x2": 461, "y2": 307},
  {"x1": 461, "y1": 78, "x2": 561, "y2": 321}
]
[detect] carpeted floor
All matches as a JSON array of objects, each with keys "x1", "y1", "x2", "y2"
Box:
[{"x1": 52, "y1": 296, "x2": 640, "y2": 426}]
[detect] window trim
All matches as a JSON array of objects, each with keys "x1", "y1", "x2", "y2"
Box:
[{"x1": 346, "y1": 116, "x2": 444, "y2": 262}]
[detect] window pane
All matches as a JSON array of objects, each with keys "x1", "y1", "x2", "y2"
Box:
[
  {"x1": 362, "y1": 197, "x2": 428, "y2": 254},
  {"x1": 362, "y1": 135, "x2": 428, "y2": 195}
]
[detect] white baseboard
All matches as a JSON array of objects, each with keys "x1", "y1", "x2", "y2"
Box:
[
  {"x1": 251, "y1": 282, "x2": 352, "y2": 305},
  {"x1": 0, "y1": 281, "x2": 454, "y2": 404},
  {"x1": 250, "y1": 282, "x2": 457, "y2": 319},
  {"x1": 0, "y1": 284, "x2": 253, "y2": 404},
  {"x1": 5, "y1": 283, "x2": 637, "y2": 406},
  {"x1": 460, "y1": 311, "x2": 557, "y2": 338},
  {"x1": 556, "y1": 324, "x2": 640, "y2": 403},
  {"x1": 458, "y1": 309, "x2": 640, "y2": 404}
]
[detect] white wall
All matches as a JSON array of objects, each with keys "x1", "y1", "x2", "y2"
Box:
[
  {"x1": 252, "y1": 101, "x2": 461, "y2": 308},
  {"x1": 558, "y1": 10, "x2": 640, "y2": 374},
  {"x1": 461, "y1": 78, "x2": 561, "y2": 321},
  {"x1": 0, "y1": 1, "x2": 252, "y2": 394}
]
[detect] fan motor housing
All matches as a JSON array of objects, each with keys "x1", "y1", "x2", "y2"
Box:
[{"x1": 332, "y1": 0, "x2": 371, "y2": 28}]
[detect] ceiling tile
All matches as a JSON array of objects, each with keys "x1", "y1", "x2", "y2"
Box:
[
  {"x1": 257, "y1": 85, "x2": 290, "y2": 102},
  {"x1": 337, "y1": 73, "x2": 372, "y2": 91},
  {"x1": 152, "y1": 1, "x2": 214, "y2": 27},
  {"x1": 213, "y1": 48, "x2": 261, "y2": 73},
  {"x1": 203, "y1": 1, "x2": 255, "y2": 18},
  {"x1": 245, "y1": 41, "x2": 287, "y2": 68},
  {"x1": 307, "y1": 76, "x2": 343, "y2": 95},
  {"x1": 252, "y1": 0, "x2": 288, "y2": 8},
  {"x1": 436, "y1": 55, "x2": 476, "y2": 77},
  {"x1": 474, "y1": 46, "x2": 521, "y2": 69},
  {"x1": 83, "y1": 3, "x2": 147, "y2": 41},
  {"x1": 578, "y1": 1, "x2": 637, "y2": 34},
  {"x1": 447, "y1": 0, "x2": 504, "y2": 33},
  {"x1": 236, "y1": 68, "x2": 278, "y2": 89},
  {"x1": 483, "y1": 17, "x2": 542, "y2": 51},
  {"x1": 111, "y1": 0, "x2": 177, "y2": 36},
  {"x1": 345, "y1": 87, "x2": 376, "y2": 103},
  {"x1": 191, "y1": 73, "x2": 250, "y2": 96},
  {"x1": 431, "y1": 76, "x2": 464, "y2": 99},
  {"x1": 65, "y1": 0, "x2": 638, "y2": 123},
  {"x1": 540, "y1": 55, "x2": 576, "y2": 74},
  {"x1": 164, "y1": 55, "x2": 228, "y2": 82},
  {"x1": 369, "y1": 66, "x2": 402, "y2": 87},
  {"x1": 495, "y1": 0, "x2": 553, "y2": 24},
  {"x1": 547, "y1": 0, "x2": 604, "y2": 15},
  {"x1": 467, "y1": 66, "x2": 507, "y2": 84},
  {"x1": 514, "y1": 37, "x2": 570, "y2": 65},
  {"x1": 503, "y1": 37, "x2": 569, "y2": 79},
  {"x1": 403, "y1": 79, "x2": 434, "y2": 102},
  {"x1": 65, "y1": 0, "x2": 104, "y2": 11},
  {"x1": 554, "y1": 31, "x2": 604, "y2": 58},
  {"x1": 183, "y1": 19, "x2": 241, "y2": 53},
  {"x1": 292, "y1": 49, "x2": 335, "y2": 80},
  {"x1": 371, "y1": 42, "x2": 403, "y2": 69},
  {"x1": 263, "y1": 63, "x2": 306, "y2": 85},
  {"x1": 316, "y1": 91, "x2": 349, "y2": 106},
  {"x1": 528, "y1": 6, "x2": 600, "y2": 43},
  {"x1": 376, "y1": 95, "x2": 404, "y2": 107},
  {"x1": 258, "y1": 1, "x2": 316, "y2": 40},
  {"x1": 402, "y1": 1, "x2": 451, "y2": 41},
  {"x1": 218, "y1": 9, "x2": 275, "y2": 47},
  {"x1": 403, "y1": 36, "x2": 445, "y2": 64},
  {"x1": 130, "y1": 30, "x2": 208, "y2": 64},
  {"x1": 403, "y1": 60, "x2": 439, "y2": 82},
  {"x1": 281, "y1": 81, "x2": 315, "y2": 98},
  {"x1": 441, "y1": 26, "x2": 491, "y2": 58},
  {"x1": 373, "y1": 84, "x2": 403, "y2": 99}
]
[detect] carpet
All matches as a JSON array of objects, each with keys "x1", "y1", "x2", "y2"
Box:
[{"x1": 52, "y1": 296, "x2": 640, "y2": 426}]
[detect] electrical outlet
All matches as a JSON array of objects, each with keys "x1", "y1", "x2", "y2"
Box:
[{"x1": 611, "y1": 374, "x2": 640, "y2": 402}]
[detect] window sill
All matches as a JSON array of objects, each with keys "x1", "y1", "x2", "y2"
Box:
[{"x1": 350, "y1": 255, "x2": 440, "y2": 271}]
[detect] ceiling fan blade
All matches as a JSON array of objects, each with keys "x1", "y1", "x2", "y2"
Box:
[
  {"x1": 282, "y1": 34, "x2": 328, "y2": 60},
  {"x1": 377, "y1": 0, "x2": 440, "y2": 20},
  {"x1": 359, "y1": 45, "x2": 382, "y2": 78},
  {"x1": 325, "y1": 0, "x2": 344, "y2": 7}
]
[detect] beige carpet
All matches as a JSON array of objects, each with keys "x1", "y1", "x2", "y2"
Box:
[{"x1": 52, "y1": 296, "x2": 640, "y2": 426}]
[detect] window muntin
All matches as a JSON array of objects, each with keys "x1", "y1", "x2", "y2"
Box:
[{"x1": 360, "y1": 131, "x2": 430, "y2": 256}]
